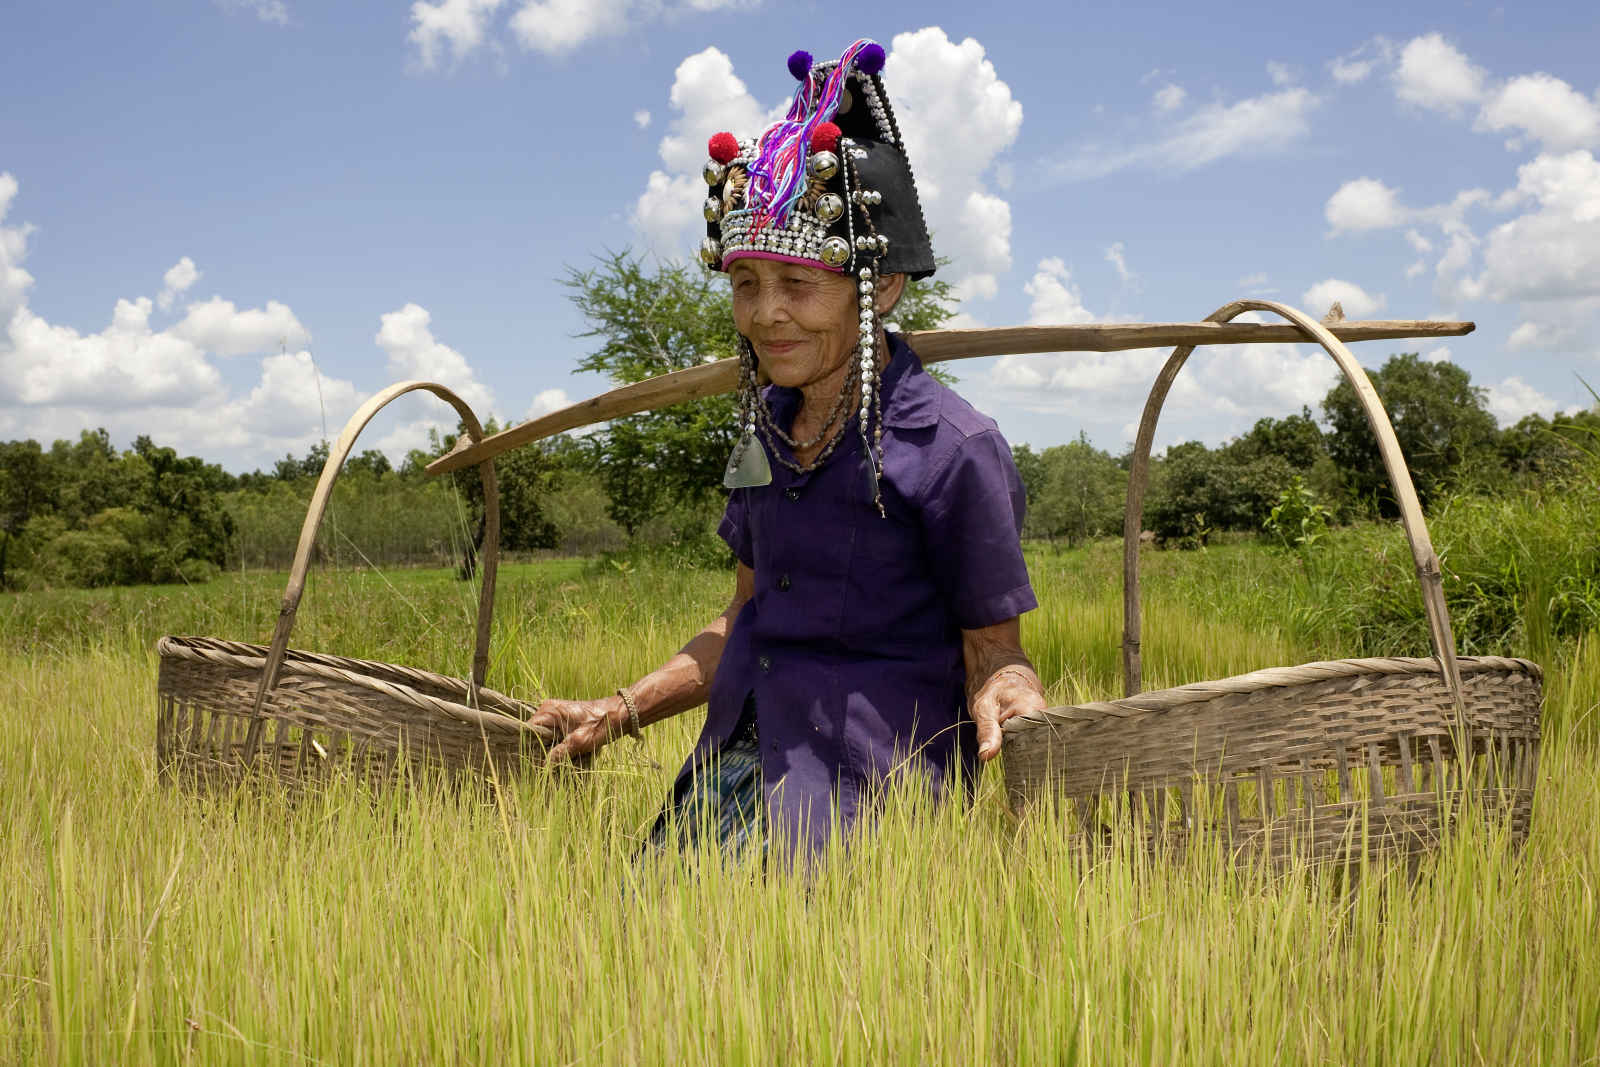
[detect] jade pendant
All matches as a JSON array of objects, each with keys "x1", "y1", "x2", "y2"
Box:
[{"x1": 723, "y1": 433, "x2": 773, "y2": 488}]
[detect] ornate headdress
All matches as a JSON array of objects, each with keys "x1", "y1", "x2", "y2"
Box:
[{"x1": 702, "y1": 39, "x2": 936, "y2": 511}]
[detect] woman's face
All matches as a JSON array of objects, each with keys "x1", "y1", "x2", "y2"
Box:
[{"x1": 728, "y1": 258, "x2": 863, "y2": 391}]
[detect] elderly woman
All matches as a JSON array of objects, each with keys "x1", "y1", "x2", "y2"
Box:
[{"x1": 533, "y1": 39, "x2": 1046, "y2": 857}]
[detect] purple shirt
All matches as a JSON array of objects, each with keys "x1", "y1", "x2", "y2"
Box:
[{"x1": 685, "y1": 332, "x2": 1036, "y2": 854}]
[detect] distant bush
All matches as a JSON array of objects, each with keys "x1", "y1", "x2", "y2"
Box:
[{"x1": 176, "y1": 558, "x2": 222, "y2": 584}]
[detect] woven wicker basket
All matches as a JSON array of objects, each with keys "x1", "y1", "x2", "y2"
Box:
[
  {"x1": 157, "y1": 381, "x2": 551, "y2": 793},
  {"x1": 1000, "y1": 300, "x2": 1543, "y2": 865}
]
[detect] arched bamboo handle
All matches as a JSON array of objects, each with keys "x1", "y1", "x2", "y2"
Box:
[
  {"x1": 1120, "y1": 299, "x2": 1465, "y2": 717},
  {"x1": 241, "y1": 381, "x2": 501, "y2": 763}
]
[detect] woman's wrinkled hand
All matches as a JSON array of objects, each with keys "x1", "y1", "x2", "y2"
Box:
[
  {"x1": 970, "y1": 664, "x2": 1046, "y2": 763},
  {"x1": 530, "y1": 696, "x2": 623, "y2": 767}
]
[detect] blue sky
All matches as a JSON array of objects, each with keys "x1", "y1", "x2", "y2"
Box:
[{"x1": 3, "y1": 0, "x2": 1598, "y2": 470}]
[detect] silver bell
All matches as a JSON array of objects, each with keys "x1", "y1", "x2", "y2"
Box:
[
  {"x1": 699, "y1": 236, "x2": 722, "y2": 266},
  {"x1": 819, "y1": 236, "x2": 851, "y2": 268},
  {"x1": 815, "y1": 193, "x2": 844, "y2": 223},
  {"x1": 703, "y1": 159, "x2": 728, "y2": 185},
  {"x1": 703, "y1": 196, "x2": 723, "y2": 222},
  {"x1": 807, "y1": 151, "x2": 839, "y2": 181}
]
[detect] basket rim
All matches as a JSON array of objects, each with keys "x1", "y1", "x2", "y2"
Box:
[
  {"x1": 1003, "y1": 654, "x2": 1541, "y2": 735},
  {"x1": 157, "y1": 634, "x2": 553, "y2": 742}
]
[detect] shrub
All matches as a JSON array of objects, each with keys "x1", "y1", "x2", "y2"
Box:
[
  {"x1": 42, "y1": 529, "x2": 137, "y2": 587},
  {"x1": 1263, "y1": 476, "x2": 1331, "y2": 550},
  {"x1": 176, "y1": 557, "x2": 222, "y2": 584}
]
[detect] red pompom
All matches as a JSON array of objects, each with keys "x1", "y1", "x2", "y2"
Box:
[
  {"x1": 810, "y1": 122, "x2": 841, "y2": 153},
  {"x1": 707, "y1": 132, "x2": 739, "y2": 164}
]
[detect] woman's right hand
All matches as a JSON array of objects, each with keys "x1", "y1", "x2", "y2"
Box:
[{"x1": 530, "y1": 695, "x2": 625, "y2": 767}]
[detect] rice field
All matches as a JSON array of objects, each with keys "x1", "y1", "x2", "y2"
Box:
[{"x1": 3, "y1": 540, "x2": 1598, "y2": 1064}]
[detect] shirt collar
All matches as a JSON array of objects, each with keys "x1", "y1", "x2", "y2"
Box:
[
  {"x1": 760, "y1": 330, "x2": 942, "y2": 434},
  {"x1": 879, "y1": 331, "x2": 942, "y2": 430}
]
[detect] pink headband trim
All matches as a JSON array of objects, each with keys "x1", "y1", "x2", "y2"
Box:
[{"x1": 720, "y1": 249, "x2": 845, "y2": 273}]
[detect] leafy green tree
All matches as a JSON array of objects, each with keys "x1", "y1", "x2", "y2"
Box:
[
  {"x1": 564, "y1": 250, "x2": 957, "y2": 536},
  {"x1": 428, "y1": 422, "x2": 562, "y2": 576},
  {"x1": 1146, "y1": 441, "x2": 1297, "y2": 546},
  {"x1": 1011, "y1": 443, "x2": 1044, "y2": 511},
  {"x1": 1322, "y1": 354, "x2": 1499, "y2": 515},
  {"x1": 0, "y1": 439, "x2": 54, "y2": 588},
  {"x1": 1229, "y1": 409, "x2": 1325, "y2": 469},
  {"x1": 345, "y1": 449, "x2": 393, "y2": 478},
  {"x1": 1025, "y1": 434, "x2": 1127, "y2": 545},
  {"x1": 1498, "y1": 409, "x2": 1600, "y2": 484}
]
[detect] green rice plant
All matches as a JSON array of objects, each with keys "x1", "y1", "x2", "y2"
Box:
[{"x1": 2, "y1": 538, "x2": 1597, "y2": 1063}]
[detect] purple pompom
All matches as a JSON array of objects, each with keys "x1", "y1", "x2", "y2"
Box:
[
  {"x1": 855, "y1": 42, "x2": 885, "y2": 75},
  {"x1": 787, "y1": 49, "x2": 813, "y2": 81}
]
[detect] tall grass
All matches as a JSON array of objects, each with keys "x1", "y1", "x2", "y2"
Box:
[{"x1": 3, "y1": 527, "x2": 1598, "y2": 1062}]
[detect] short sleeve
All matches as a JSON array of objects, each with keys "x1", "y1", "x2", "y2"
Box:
[
  {"x1": 717, "y1": 489, "x2": 755, "y2": 568},
  {"x1": 918, "y1": 430, "x2": 1037, "y2": 629}
]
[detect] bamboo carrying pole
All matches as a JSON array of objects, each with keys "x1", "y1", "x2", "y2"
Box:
[{"x1": 425, "y1": 317, "x2": 1473, "y2": 475}]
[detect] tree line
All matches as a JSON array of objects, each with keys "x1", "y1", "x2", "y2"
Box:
[
  {"x1": 1013, "y1": 356, "x2": 1599, "y2": 549},
  {"x1": 4, "y1": 252, "x2": 1595, "y2": 589}
]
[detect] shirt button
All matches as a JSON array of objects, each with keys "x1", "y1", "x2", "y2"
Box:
[
  {"x1": 784, "y1": 488, "x2": 799, "y2": 502},
  {"x1": 759, "y1": 655, "x2": 772, "y2": 672},
  {"x1": 778, "y1": 573, "x2": 791, "y2": 591}
]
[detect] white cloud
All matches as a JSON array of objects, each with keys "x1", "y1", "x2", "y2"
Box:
[
  {"x1": 1236, "y1": 272, "x2": 1269, "y2": 289},
  {"x1": 1152, "y1": 83, "x2": 1186, "y2": 113},
  {"x1": 0, "y1": 173, "x2": 35, "y2": 325},
  {"x1": 157, "y1": 256, "x2": 200, "y2": 312},
  {"x1": 1325, "y1": 177, "x2": 1409, "y2": 232},
  {"x1": 228, "y1": 350, "x2": 362, "y2": 444},
  {"x1": 1468, "y1": 150, "x2": 1600, "y2": 305},
  {"x1": 1485, "y1": 376, "x2": 1556, "y2": 425},
  {"x1": 1420, "y1": 345, "x2": 1452, "y2": 363},
  {"x1": 1266, "y1": 61, "x2": 1295, "y2": 87},
  {"x1": 375, "y1": 303, "x2": 495, "y2": 417},
  {"x1": 1507, "y1": 322, "x2": 1542, "y2": 350},
  {"x1": 1477, "y1": 73, "x2": 1600, "y2": 152},
  {"x1": 631, "y1": 46, "x2": 777, "y2": 257},
  {"x1": 986, "y1": 296, "x2": 1338, "y2": 442},
  {"x1": 0, "y1": 176, "x2": 508, "y2": 470},
  {"x1": 527, "y1": 387, "x2": 571, "y2": 417},
  {"x1": 1329, "y1": 37, "x2": 1393, "y2": 85},
  {"x1": 633, "y1": 109, "x2": 651, "y2": 130},
  {"x1": 3, "y1": 298, "x2": 222, "y2": 408},
  {"x1": 654, "y1": 46, "x2": 772, "y2": 176},
  {"x1": 1025, "y1": 258, "x2": 1096, "y2": 326},
  {"x1": 1404, "y1": 228, "x2": 1433, "y2": 254},
  {"x1": 172, "y1": 296, "x2": 309, "y2": 356},
  {"x1": 1393, "y1": 33, "x2": 1486, "y2": 114},
  {"x1": 1055, "y1": 88, "x2": 1317, "y2": 179},
  {"x1": 509, "y1": 0, "x2": 629, "y2": 55},
  {"x1": 409, "y1": 0, "x2": 505, "y2": 69},
  {"x1": 1302, "y1": 278, "x2": 1385, "y2": 319},
  {"x1": 883, "y1": 28, "x2": 1023, "y2": 303},
  {"x1": 1104, "y1": 242, "x2": 1133, "y2": 284},
  {"x1": 215, "y1": 0, "x2": 289, "y2": 25}
]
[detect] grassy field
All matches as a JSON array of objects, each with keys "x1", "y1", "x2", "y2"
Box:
[{"x1": 3, "y1": 533, "x2": 1598, "y2": 1064}]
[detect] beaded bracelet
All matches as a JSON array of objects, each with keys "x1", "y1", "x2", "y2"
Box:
[{"x1": 615, "y1": 686, "x2": 643, "y2": 741}]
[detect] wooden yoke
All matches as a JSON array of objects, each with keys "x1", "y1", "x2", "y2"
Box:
[{"x1": 424, "y1": 317, "x2": 1473, "y2": 475}]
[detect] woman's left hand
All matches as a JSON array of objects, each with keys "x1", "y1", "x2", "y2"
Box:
[
  {"x1": 970, "y1": 663, "x2": 1047, "y2": 762},
  {"x1": 962, "y1": 618, "x2": 1048, "y2": 762}
]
